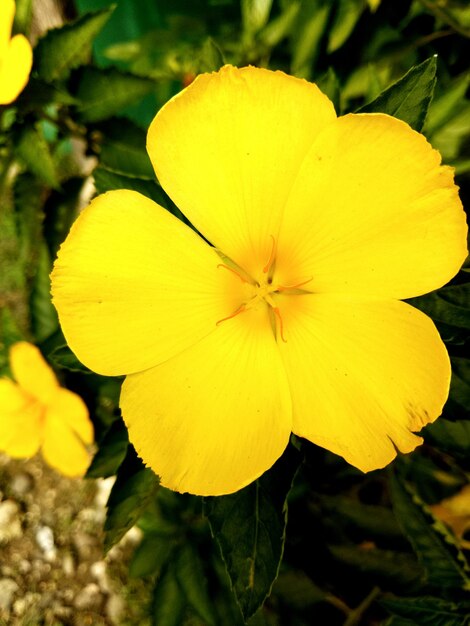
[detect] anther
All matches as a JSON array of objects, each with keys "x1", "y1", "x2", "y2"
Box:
[
  {"x1": 272, "y1": 307, "x2": 287, "y2": 343},
  {"x1": 263, "y1": 235, "x2": 276, "y2": 274},
  {"x1": 216, "y1": 304, "x2": 247, "y2": 326}
]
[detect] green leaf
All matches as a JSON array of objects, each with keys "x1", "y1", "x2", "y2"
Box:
[
  {"x1": 175, "y1": 544, "x2": 217, "y2": 625},
  {"x1": 104, "y1": 454, "x2": 159, "y2": 552},
  {"x1": 328, "y1": 545, "x2": 425, "y2": 589},
  {"x1": 199, "y1": 37, "x2": 225, "y2": 73},
  {"x1": 272, "y1": 570, "x2": 327, "y2": 609},
  {"x1": 129, "y1": 533, "x2": 175, "y2": 578},
  {"x1": 75, "y1": 67, "x2": 155, "y2": 123},
  {"x1": 291, "y1": 1, "x2": 331, "y2": 79},
  {"x1": 242, "y1": 0, "x2": 273, "y2": 34},
  {"x1": 448, "y1": 357, "x2": 470, "y2": 415},
  {"x1": 425, "y1": 73, "x2": 470, "y2": 136},
  {"x1": 381, "y1": 595, "x2": 470, "y2": 626},
  {"x1": 327, "y1": 0, "x2": 365, "y2": 53},
  {"x1": 48, "y1": 343, "x2": 91, "y2": 374},
  {"x1": 86, "y1": 420, "x2": 129, "y2": 479},
  {"x1": 34, "y1": 7, "x2": 115, "y2": 82},
  {"x1": 15, "y1": 124, "x2": 60, "y2": 189},
  {"x1": 95, "y1": 119, "x2": 154, "y2": 178},
  {"x1": 204, "y1": 446, "x2": 301, "y2": 621},
  {"x1": 259, "y1": 1, "x2": 300, "y2": 47},
  {"x1": 389, "y1": 473, "x2": 470, "y2": 591},
  {"x1": 29, "y1": 243, "x2": 59, "y2": 343},
  {"x1": 13, "y1": 0, "x2": 33, "y2": 35},
  {"x1": 425, "y1": 419, "x2": 470, "y2": 456},
  {"x1": 93, "y1": 166, "x2": 186, "y2": 221},
  {"x1": 358, "y1": 57, "x2": 437, "y2": 131},
  {"x1": 319, "y1": 495, "x2": 403, "y2": 541},
  {"x1": 316, "y1": 67, "x2": 340, "y2": 112},
  {"x1": 407, "y1": 282, "x2": 470, "y2": 329},
  {"x1": 152, "y1": 563, "x2": 186, "y2": 626}
]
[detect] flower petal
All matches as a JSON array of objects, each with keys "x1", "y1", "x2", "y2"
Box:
[
  {"x1": 147, "y1": 65, "x2": 336, "y2": 281},
  {"x1": 51, "y1": 190, "x2": 245, "y2": 376},
  {"x1": 120, "y1": 306, "x2": 292, "y2": 496},
  {"x1": 47, "y1": 388, "x2": 93, "y2": 445},
  {"x1": 42, "y1": 414, "x2": 91, "y2": 477},
  {"x1": 0, "y1": 34, "x2": 33, "y2": 105},
  {"x1": 0, "y1": 379, "x2": 42, "y2": 457},
  {"x1": 275, "y1": 113, "x2": 467, "y2": 299},
  {"x1": 10, "y1": 342, "x2": 59, "y2": 404},
  {"x1": 0, "y1": 0, "x2": 15, "y2": 54},
  {"x1": 278, "y1": 294, "x2": 450, "y2": 472}
]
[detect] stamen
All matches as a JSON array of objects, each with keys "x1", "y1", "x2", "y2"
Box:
[
  {"x1": 263, "y1": 235, "x2": 276, "y2": 274},
  {"x1": 217, "y1": 263, "x2": 250, "y2": 284},
  {"x1": 216, "y1": 304, "x2": 247, "y2": 326},
  {"x1": 272, "y1": 307, "x2": 287, "y2": 343},
  {"x1": 277, "y1": 277, "x2": 313, "y2": 292}
]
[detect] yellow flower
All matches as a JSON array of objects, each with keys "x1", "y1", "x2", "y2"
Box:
[
  {"x1": 0, "y1": 0, "x2": 32, "y2": 105},
  {"x1": 51, "y1": 66, "x2": 467, "y2": 496},
  {"x1": 0, "y1": 342, "x2": 93, "y2": 476}
]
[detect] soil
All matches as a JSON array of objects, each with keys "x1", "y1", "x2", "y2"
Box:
[{"x1": 0, "y1": 453, "x2": 152, "y2": 626}]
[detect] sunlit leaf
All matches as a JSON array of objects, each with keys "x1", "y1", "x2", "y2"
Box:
[
  {"x1": 327, "y1": 0, "x2": 365, "y2": 53},
  {"x1": 75, "y1": 67, "x2": 155, "y2": 123},
  {"x1": 34, "y1": 7, "x2": 115, "y2": 82},
  {"x1": 15, "y1": 125, "x2": 60, "y2": 189}
]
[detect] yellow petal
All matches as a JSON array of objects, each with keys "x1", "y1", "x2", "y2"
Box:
[
  {"x1": 147, "y1": 65, "x2": 336, "y2": 281},
  {"x1": 42, "y1": 414, "x2": 91, "y2": 477},
  {"x1": 0, "y1": 378, "x2": 42, "y2": 457},
  {"x1": 278, "y1": 294, "x2": 450, "y2": 472},
  {"x1": 0, "y1": 0, "x2": 15, "y2": 55},
  {"x1": 0, "y1": 34, "x2": 33, "y2": 105},
  {"x1": 10, "y1": 342, "x2": 59, "y2": 404},
  {"x1": 275, "y1": 113, "x2": 467, "y2": 299},
  {"x1": 120, "y1": 306, "x2": 292, "y2": 496},
  {"x1": 51, "y1": 190, "x2": 244, "y2": 376},
  {"x1": 47, "y1": 388, "x2": 93, "y2": 445}
]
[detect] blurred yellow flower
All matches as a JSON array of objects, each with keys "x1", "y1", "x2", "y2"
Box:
[
  {"x1": 0, "y1": 0, "x2": 32, "y2": 105},
  {"x1": 51, "y1": 66, "x2": 467, "y2": 496},
  {"x1": 0, "y1": 342, "x2": 93, "y2": 476}
]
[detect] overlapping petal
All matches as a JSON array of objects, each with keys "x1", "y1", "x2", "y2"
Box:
[
  {"x1": 147, "y1": 65, "x2": 336, "y2": 281},
  {"x1": 121, "y1": 306, "x2": 292, "y2": 495},
  {"x1": 275, "y1": 113, "x2": 467, "y2": 299},
  {"x1": 46, "y1": 388, "x2": 93, "y2": 446},
  {"x1": 277, "y1": 293, "x2": 450, "y2": 472},
  {"x1": 51, "y1": 190, "x2": 245, "y2": 376}
]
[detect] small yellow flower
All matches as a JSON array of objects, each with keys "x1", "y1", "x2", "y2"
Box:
[
  {"x1": 51, "y1": 66, "x2": 467, "y2": 496},
  {"x1": 0, "y1": 342, "x2": 93, "y2": 476},
  {"x1": 0, "y1": 0, "x2": 32, "y2": 105}
]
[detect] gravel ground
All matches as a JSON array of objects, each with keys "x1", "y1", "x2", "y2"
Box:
[{"x1": 0, "y1": 454, "x2": 152, "y2": 625}]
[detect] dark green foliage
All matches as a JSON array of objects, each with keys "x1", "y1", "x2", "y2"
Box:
[
  {"x1": 204, "y1": 446, "x2": 301, "y2": 621},
  {"x1": 34, "y1": 7, "x2": 115, "y2": 82},
  {"x1": 389, "y1": 473, "x2": 470, "y2": 591},
  {"x1": 358, "y1": 57, "x2": 437, "y2": 131},
  {"x1": 74, "y1": 66, "x2": 155, "y2": 122},
  {"x1": 104, "y1": 450, "x2": 159, "y2": 552}
]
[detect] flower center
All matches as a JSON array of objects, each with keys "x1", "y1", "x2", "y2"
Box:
[{"x1": 216, "y1": 237, "x2": 312, "y2": 342}]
